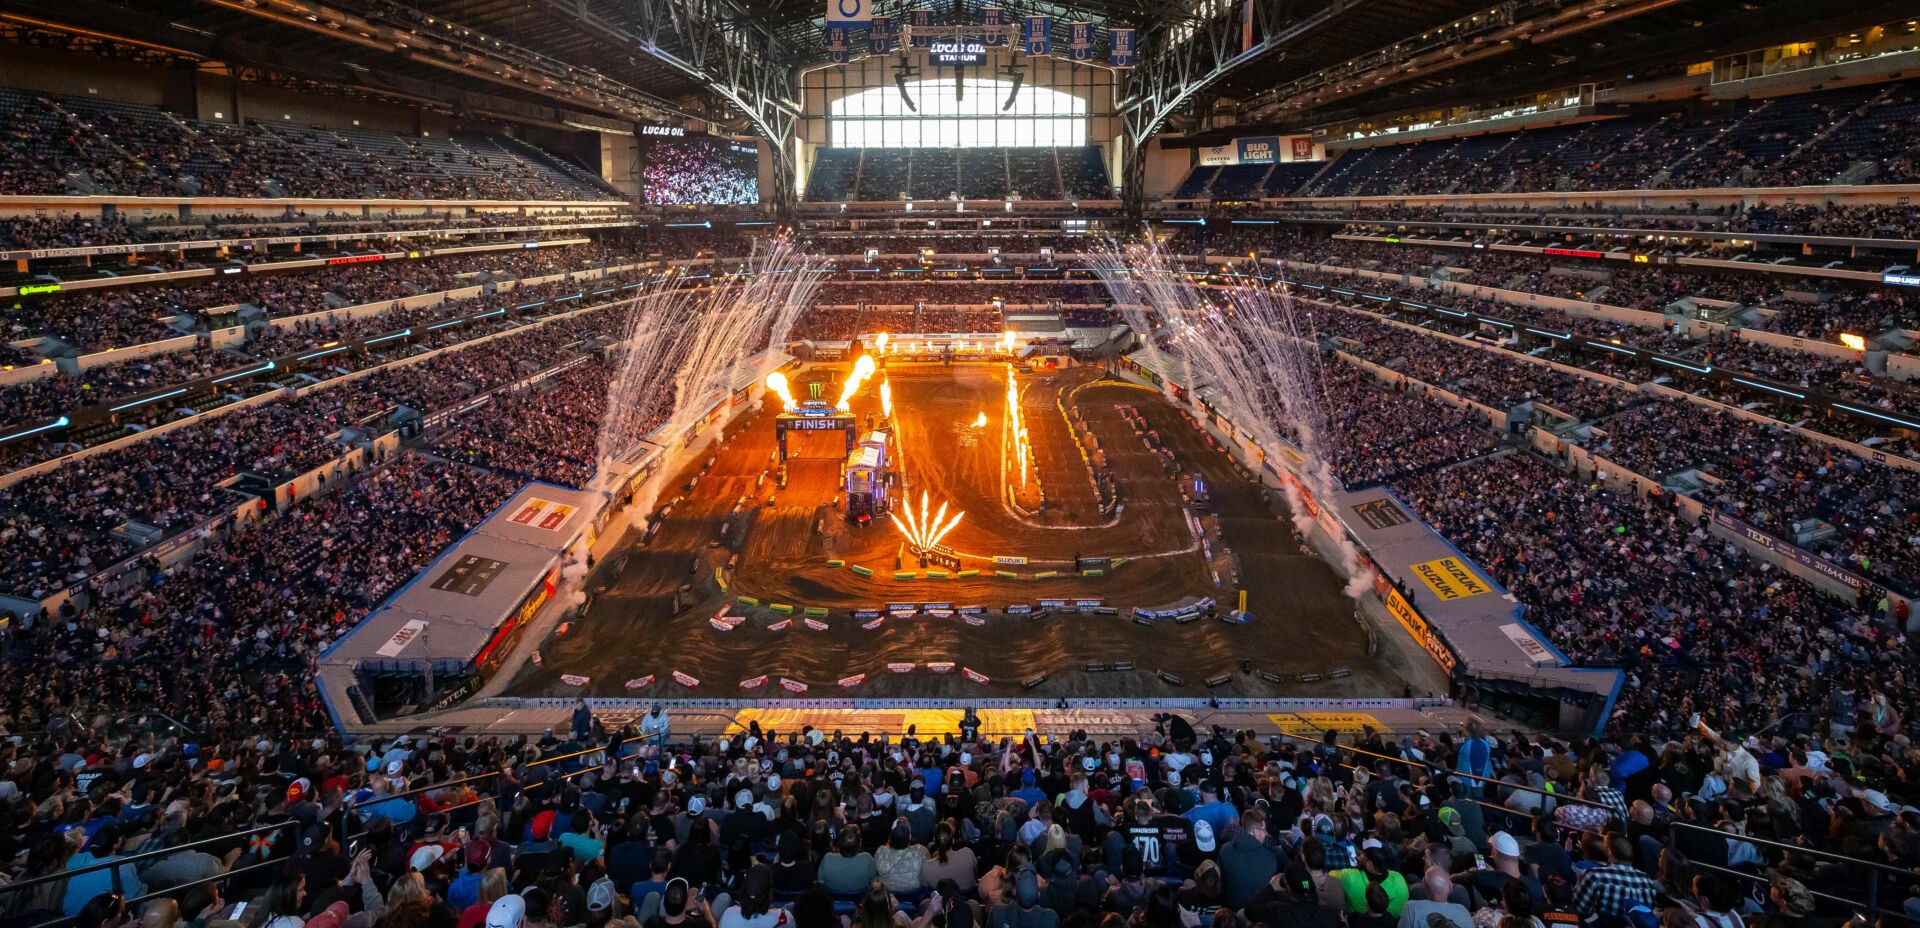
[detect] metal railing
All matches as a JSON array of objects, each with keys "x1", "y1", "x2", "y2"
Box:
[{"x1": 0, "y1": 742, "x2": 613, "y2": 928}]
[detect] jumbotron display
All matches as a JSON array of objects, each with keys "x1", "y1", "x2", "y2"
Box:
[{"x1": 639, "y1": 134, "x2": 759, "y2": 204}]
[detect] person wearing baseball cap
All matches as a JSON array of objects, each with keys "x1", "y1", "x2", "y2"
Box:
[{"x1": 485, "y1": 894, "x2": 527, "y2": 928}]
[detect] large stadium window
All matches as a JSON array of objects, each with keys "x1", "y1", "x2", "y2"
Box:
[{"x1": 830, "y1": 79, "x2": 1087, "y2": 148}]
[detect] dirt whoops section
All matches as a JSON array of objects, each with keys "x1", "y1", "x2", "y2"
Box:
[{"x1": 505, "y1": 362, "x2": 1409, "y2": 699}]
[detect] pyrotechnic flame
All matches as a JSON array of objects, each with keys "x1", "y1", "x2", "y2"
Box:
[
  {"x1": 1002, "y1": 330, "x2": 1015, "y2": 353},
  {"x1": 876, "y1": 332, "x2": 889, "y2": 354},
  {"x1": 1005, "y1": 363, "x2": 1030, "y2": 488},
  {"x1": 765, "y1": 371, "x2": 795, "y2": 411},
  {"x1": 880, "y1": 378, "x2": 893, "y2": 419},
  {"x1": 836, "y1": 354, "x2": 877, "y2": 411},
  {"x1": 888, "y1": 489, "x2": 967, "y2": 554},
  {"x1": 971, "y1": 411, "x2": 987, "y2": 428}
]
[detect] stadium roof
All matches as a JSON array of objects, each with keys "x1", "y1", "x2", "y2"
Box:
[{"x1": 5, "y1": 0, "x2": 1905, "y2": 139}]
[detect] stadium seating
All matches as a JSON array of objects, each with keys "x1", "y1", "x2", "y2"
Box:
[
  {"x1": 805, "y1": 146, "x2": 1111, "y2": 201},
  {"x1": 0, "y1": 91, "x2": 616, "y2": 199},
  {"x1": 1177, "y1": 79, "x2": 1920, "y2": 199}
]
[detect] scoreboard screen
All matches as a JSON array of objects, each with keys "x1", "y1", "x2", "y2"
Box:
[{"x1": 928, "y1": 40, "x2": 986, "y2": 65}]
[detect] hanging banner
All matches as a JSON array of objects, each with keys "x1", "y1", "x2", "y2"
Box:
[
  {"x1": 1067, "y1": 22, "x2": 1093, "y2": 61},
  {"x1": 910, "y1": 8, "x2": 934, "y2": 48},
  {"x1": 739, "y1": 675, "x2": 769, "y2": 690},
  {"x1": 1023, "y1": 16, "x2": 1051, "y2": 55},
  {"x1": 780, "y1": 677, "x2": 810, "y2": 693},
  {"x1": 624, "y1": 675, "x2": 655, "y2": 690},
  {"x1": 868, "y1": 15, "x2": 895, "y2": 54},
  {"x1": 1109, "y1": 28, "x2": 1135, "y2": 68},
  {"x1": 671, "y1": 671, "x2": 701, "y2": 688},
  {"x1": 560, "y1": 674, "x2": 590, "y2": 687},
  {"x1": 980, "y1": 6, "x2": 1006, "y2": 46},
  {"x1": 826, "y1": 0, "x2": 871, "y2": 27},
  {"x1": 838, "y1": 673, "x2": 868, "y2": 688},
  {"x1": 887, "y1": 662, "x2": 916, "y2": 673},
  {"x1": 963, "y1": 667, "x2": 991, "y2": 684},
  {"x1": 824, "y1": 24, "x2": 851, "y2": 63}
]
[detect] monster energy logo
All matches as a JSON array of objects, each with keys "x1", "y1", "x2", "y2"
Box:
[{"x1": 809, "y1": 382, "x2": 824, "y2": 400}]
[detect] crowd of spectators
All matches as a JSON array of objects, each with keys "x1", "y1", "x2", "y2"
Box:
[
  {"x1": 428, "y1": 360, "x2": 616, "y2": 489},
  {"x1": 1392, "y1": 450, "x2": 1909, "y2": 736},
  {"x1": 4, "y1": 239, "x2": 636, "y2": 351},
  {"x1": 0, "y1": 282, "x2": 632, "y2": 596},
  {"x1": 1589, "y1": 401, "x2": 1919, "y2": 591},
  {"x1": 0, "y1": 91, "x2": 618, "y2": 201},
  {"x1": 0, "y1": 697, "x2": 1910, "y2": 928},
  {"x1": 0, "y1": 210, "x2": 631, "y2": 252}
]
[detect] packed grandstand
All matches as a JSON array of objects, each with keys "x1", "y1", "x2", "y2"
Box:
[{"x1": 2, "y1": 3, "x2": 1919, "y2": 928}]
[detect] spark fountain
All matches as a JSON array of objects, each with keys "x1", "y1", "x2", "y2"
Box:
[
  {"x1": 595, "y1": 238, "x2": 828, "y2": 476},
  {"x1": 1090, "y1": 242, "x2": 1376, "y2": 597},
  {"x1": 889, "y1": 489, "x2": 965, "y2": 566}
]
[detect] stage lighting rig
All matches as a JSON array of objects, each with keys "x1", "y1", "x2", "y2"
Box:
[
  {"x1": 893, "y1": 56, "x2": 920, "y2": 112},
  {"x1": 1000, "y1": 60, "x2": 1025, "y2": 111}
]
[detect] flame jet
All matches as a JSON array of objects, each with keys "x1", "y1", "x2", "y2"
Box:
[{"x1": 837, "y1": 355, "x2": 877, "y2": 411}]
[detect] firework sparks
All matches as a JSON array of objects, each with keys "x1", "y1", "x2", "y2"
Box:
[{"x1": 889, "y1": 489, "x2": 965, "y2": 554}]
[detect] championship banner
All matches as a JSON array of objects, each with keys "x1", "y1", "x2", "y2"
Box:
[
  {"x1": 980, "y1": 6, "x2": 1006, "y2": 46},
  {"x1": 868, "y1": 15, "x2": 895, "y2": 54},
  {"x1": 560, "y1": 674, "x2": 590, "y2": 687},
  {"x1": 824, "y1": 24, "x2": 851, "y2": 63},
  {"x1": 780, "y1": 677, "x2": 810, "y2": 693},
  {"x1": 671, "y1": 671, "x2": 701, "y2": 688},
  {"x1": 826, "y1": 0, "x2": 871, "y2": 27},
  {"x1": 838, "y1": 673, "x2": 867, "y2": 688},
  {"x1": 1066, "y1": 22, "x2": 1093, "y2": 61},
  {"x1": 624, "y1": 675, "x2": 655, "y2": 689},
  {"x1": 1292, "y1": 137, "x2": 1314, "y2": 160},
  {"x1": 887, "y1": 662, "x2": 916, "y2": 673},
  {"x1": 963, "y1": 667, "x2": 991, "y2": 684},
  {"x1": 928, "y1": 661, "x2": 956, "y2": 673},
  {"x1": 1022, "y1": 16, "x2": 1050, "y2": 55},
  {"x1": 767, "y1": 619, "x2": 792, "y2": 632},
  {"x1": 739, "y1": 675, "x2": 769, "y2": 690},
  {"x1": 909, "y1": 8, "x2": 934, "y2": 48},
  {"x1": 1109, "y1": 28, "x2": 1135, "y2": 68}
]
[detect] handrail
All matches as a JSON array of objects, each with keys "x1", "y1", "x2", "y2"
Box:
[
  {"x1": 1666, "y1": 820, "x2": 1914, "y2": 878},
  {"x1": 0, "y1": 819, "x2": 299, "y2": 895},
  {"x1": 1686, "y1": 859, "x2": 1903, "y2": 922},
  {"x1": 1269, "y1": 729, "x2": 1611, "y2": 810},
  {"x1": 0, "y1": 740, "x2": 611, "y2": 911}
]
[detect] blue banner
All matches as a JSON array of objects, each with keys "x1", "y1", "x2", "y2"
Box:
[
  {"x1": 1023, "y1": 16, "x2": 1050, "y2": 55},
  {"x1": 910, "y1": 8, "x2": 934, "y2": 48},
  {"x1": 1110, "y1": 28, "x2": 1135, "y2": 68},
  {"x1": 1235, "y1": 135, "x2": 1280, "y2": 164},
  {"x1": 867, "y1": 15, "x2": 894, "y2": 54},
  {"x1": 980, "y1": 6, "x2": 1006, "y2": 46},
  {"x1": 824, "y1": 23, "x2": 851, "y2": 62},
  {"x1": 1067, "y1": 21, "x2": 1093, "y2": 61}
]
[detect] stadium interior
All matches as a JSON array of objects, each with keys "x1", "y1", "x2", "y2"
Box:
[{"x1": 0, "y1": 0, "x2": 1917, "y2": 926}]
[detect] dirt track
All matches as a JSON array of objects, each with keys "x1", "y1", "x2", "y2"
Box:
[{"x1": 505, "y1": 362, "x2": 1403, "y2": 699}]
